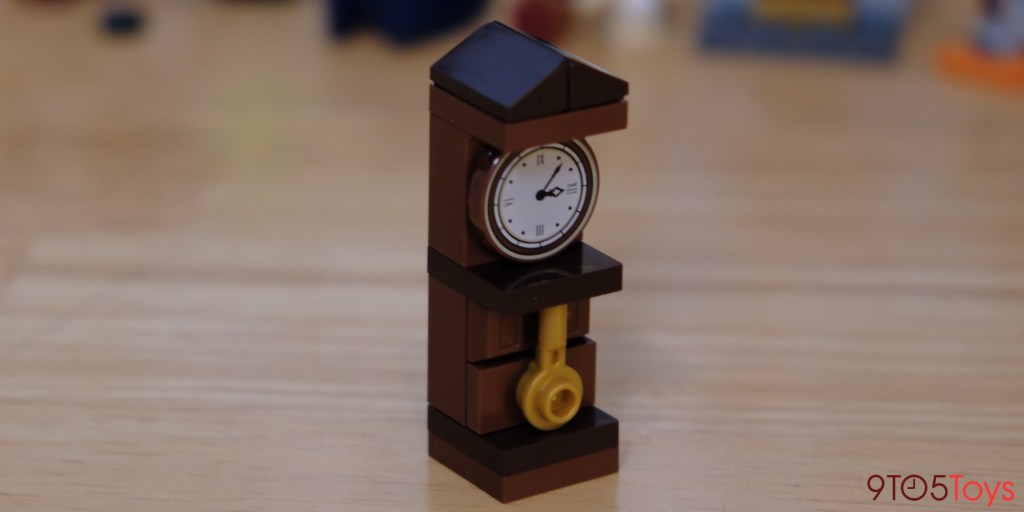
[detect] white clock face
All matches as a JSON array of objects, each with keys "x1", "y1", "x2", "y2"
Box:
[{"x1": 483, "y1": 141, "x2": 598, "y2": 261}]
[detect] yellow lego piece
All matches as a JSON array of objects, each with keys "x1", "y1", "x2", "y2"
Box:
[{"x1": 516, "y1": 304, "x2": 584, "y2": 431}]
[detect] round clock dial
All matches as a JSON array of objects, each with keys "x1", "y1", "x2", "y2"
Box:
[{"x1": 470, "y1": 140, "x2": 599, "y2": 262}]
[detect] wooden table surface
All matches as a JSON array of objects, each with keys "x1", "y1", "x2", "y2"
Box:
[{"x1": 1, "y1": 1, "x2": 1022, "y2": 510}]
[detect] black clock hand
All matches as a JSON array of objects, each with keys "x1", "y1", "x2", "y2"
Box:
[
  {"x1": 547, "y1": 187, "x2": 564, "y2": 197},
  {"x1": 535, "y1": 163, "x2": 563, "y2": 201}
]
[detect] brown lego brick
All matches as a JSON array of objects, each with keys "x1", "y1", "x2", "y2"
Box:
[
  {"x1": 502, "y1": 445, "x2": 617, "y2": 502},
  {"x1": 429, "y1": 433, "x2": 618, "y2": 503},
  {"x1": 466, "y1": 337, "x2": 596, "y2": 435},
  {"x1": 567, "y1": 300, "x2": 590, "y2": 340},
  {"x1": 430, "y1": 85, "x2": 628, "y2": 154},
  {"x1": 427, "y1": 242, "x2": 622, "y2": 316},
  {"x1": 427, "y1": 277, "x2": 468, "y2": 424},
  {"x1": 427, "y1": 405, "x2": 618, "y2": 475},
  {"x1": 466, "y1": 299, "x2": 589, "y2": 362},
  {"x1": 467, "y1": 299, "x2": 528, "y2": 362},
  {"x1": 428, "y1": 114, "x2": 501, "y2": 269}
]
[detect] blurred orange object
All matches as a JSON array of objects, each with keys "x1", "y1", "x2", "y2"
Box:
[{"x1": 936, "y1": 39, "x2": 1024, "y2": 90}]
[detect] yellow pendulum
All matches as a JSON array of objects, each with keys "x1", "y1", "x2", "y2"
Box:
[{"x1": 516, "y1": 304, "x2": 584, "y2": 431}]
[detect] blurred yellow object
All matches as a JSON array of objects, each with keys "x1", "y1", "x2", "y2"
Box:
[{"x1": 754, "y1": 0, "x2": 854, "y2": 25}]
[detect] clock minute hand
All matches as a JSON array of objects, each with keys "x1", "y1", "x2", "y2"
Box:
[{"x1": 535, "y1": 163, "x2": 563, "y2": 201}]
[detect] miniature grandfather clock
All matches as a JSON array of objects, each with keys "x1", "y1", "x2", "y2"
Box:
[{"x1": 427, "y1": 21, "x2": 628, "y2": 502}]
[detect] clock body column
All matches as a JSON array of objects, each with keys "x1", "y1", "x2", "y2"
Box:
[{"x1": 425, "y1": 21, "x2": 629, "y2": 503}]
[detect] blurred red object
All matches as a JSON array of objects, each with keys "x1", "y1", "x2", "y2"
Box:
[{"x1": 513, "y1": 0, "x2": 570, "y2": 43}]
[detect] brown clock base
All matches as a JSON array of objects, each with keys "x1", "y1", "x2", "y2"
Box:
[
  {"x1": 427, "y1": 405, "x2": 619, "y2": 502},
  {"x1": 430, "y1": 435, "x2": 618, "y2": 502}
]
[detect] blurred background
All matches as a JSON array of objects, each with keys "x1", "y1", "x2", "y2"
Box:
[
  {"x1": 1, "y1": 1, "x2": 1023, "y2": 510},
  {"x1": 2, "y1": 0, "x2": 1021, "y2": 292}
]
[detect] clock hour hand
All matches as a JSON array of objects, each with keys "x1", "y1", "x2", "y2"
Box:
[
  {"x1": 535, "y1": 163, "x2": 563, "y2": 201},
  {"x1": 547, "y1": 187, "x2": 564, "y2": 197}
]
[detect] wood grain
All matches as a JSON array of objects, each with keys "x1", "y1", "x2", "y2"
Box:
[{"x1": 0, "y1": 1, "x2": 1022, "y2": 510}]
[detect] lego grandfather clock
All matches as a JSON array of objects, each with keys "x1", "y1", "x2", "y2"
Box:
[{"x1": 427, "y1": 22, "x2": 628, "y2": 502}]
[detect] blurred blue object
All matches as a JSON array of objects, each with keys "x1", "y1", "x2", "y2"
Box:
[
  {"x1": 975, "y1": 0, "x2": 1024, "y2": 56},
  {"x1": 102, "y1": 3, "x2": 143, "y2": 36},
  {"x1": 327, "y1": 0, "x2": 486, "y2": 43},
  {"x1": 326, "y1": 0, "x2": 365, "y2": 37},
  {"x1": 699, "y1": 0, "x2": 910, "y2": 60}
]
